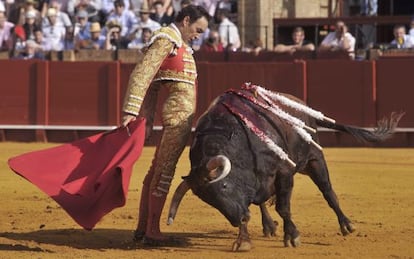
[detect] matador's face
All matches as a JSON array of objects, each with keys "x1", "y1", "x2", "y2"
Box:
[{"x1": 181, "y1": 16, "x2": 209, "y2": 44}]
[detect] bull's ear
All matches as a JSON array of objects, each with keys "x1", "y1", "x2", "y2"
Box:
[
  {"x1": 204, "y1": 155, "x2": 231, "y2": 184},
  {"x1": 206, "y1": 168, "x2": 219, "y2": 181}
]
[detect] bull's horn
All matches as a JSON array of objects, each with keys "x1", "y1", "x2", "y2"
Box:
[
  {"x1": 167, "y1": 179, "x2": 190, "y2": 225},
  {"x1": 207, "y1": 155, "x2": 231, "y2": 184}
]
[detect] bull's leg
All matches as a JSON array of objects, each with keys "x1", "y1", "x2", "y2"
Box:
[
  {"x1": 259, "y1": 203, "x2": 278, "y2": 237},
  {"x1": 232, "y1": 220, "x2": 252, "y2": 252},
  {"x1": 304, "y1": 158, "x2": 355, "y2": 235},
  {"x1": 275, "y1": 173, "x2": 300, "y2": 247}
]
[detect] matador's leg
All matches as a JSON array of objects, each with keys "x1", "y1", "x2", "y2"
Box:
[
  {"x1": 143, "y1": 82, "x2": 195, "y2": 244},
  {"x1": 139, "y1": 83, "x2": 161, "y2": 142},
  {"x1": 134, "y1": 83, "x2": 161, "y2": 240}
]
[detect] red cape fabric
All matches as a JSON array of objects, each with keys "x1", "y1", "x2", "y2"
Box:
[{"x1": 8, "y1": 118, "x2": 146, "y2": 230}]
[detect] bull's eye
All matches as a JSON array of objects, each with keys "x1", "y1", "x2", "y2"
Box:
[{"x1": 222, "y1": 182, "x2": 227, "y2": 189}]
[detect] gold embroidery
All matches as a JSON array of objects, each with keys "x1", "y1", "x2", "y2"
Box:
[
  {"x1": 122, "y1": 38, "x2": 173, "y2": 115},
  {"x1": 153, "y1": 69, "x2": 197, "y2": 84},
  {"x1": 149, "y1": 81, "x2": 195, "y2": 194},
  {"x1": 151, "y1": 27, "x2": 182, "y2": 49}
]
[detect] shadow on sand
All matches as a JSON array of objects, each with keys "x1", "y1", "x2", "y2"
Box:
[{"x1": 0, "y1": 228, "x2": 238, "y2": 251}]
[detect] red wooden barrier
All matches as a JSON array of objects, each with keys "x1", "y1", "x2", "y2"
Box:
[
  {"x1": 374, "y1": 58, "x2": 414, "y2": 146},
  {"x1": 306, "y1": 60, "x2": 376, "y2": 126},
  {"x1": 376, "y1": 59, "x2": 414, "y2": 128},
  {"x1": 48, "y1": 61, "x2": 120, "y2": 126},
  {"x1": 0, "y1": 60, "x2": 45, "y2": 125},
  {"x1": 0, "y1": 59, "x2": 412, "y2": 146}
]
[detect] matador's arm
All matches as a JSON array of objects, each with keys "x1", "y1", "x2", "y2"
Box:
[{"x1": 122, "y1": 38, "x2": 174, "y2": 116}]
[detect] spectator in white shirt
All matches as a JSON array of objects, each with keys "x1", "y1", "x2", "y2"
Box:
[
  {"x1": 42, "y1": 1, "x2": 72, "y2": 29},
  {"x1": 101, "y1": 0, "x2": 129, "y2": 18},
  {"x1": 216, "y1": 8, "x2": 240, "y2": 50},
  {"x1": 318, "y1": 20, "x2": 356, "y2": 57},
  {"x1": 390, "y1": 24, "x2": 414, "y2": 49},
  {"x1": 128, "y1": 26, "x2": 151, "y2": 49},
  {"x1": 130, "y1": 5, "x2": 160, "y2": 41},
  {"x1": 73, "y1": 9, "x2": 91, "y2": 42},
  {"x1": 0, "y1": 10, "x2": 14, "y2": 51},
  {"x1": 42, "y1": 8, "x2": 66, "y2": 51},
  {"x1": 106, "y1": 0, "x2": 137, "y2": 38}
]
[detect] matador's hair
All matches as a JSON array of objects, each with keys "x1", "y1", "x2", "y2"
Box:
[{"x1": 175, "y1": 4, "x2": 210, "y2": 24}]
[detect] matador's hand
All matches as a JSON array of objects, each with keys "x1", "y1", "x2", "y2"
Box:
[{"x1": 122, "y1": 114, "x2": 136, "y2": 127}]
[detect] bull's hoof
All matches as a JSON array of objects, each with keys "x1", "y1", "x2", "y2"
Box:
[
  {"x1": 283, "y1": 235, "x2": 301, "y2": 247},
  {"x1": 263, "y1": 220, "x2": 278, "y2": 237},
  {"x1": 340, "y1": 222, "x2": 356, "y2": 236},
  {"x1": 232, "y1": 240, "x2": 252, "y2": 252}
]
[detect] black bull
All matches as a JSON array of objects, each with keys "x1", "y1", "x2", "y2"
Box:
[{"x1": 167, "y1": 86, "x2": 403, "y2": 251}]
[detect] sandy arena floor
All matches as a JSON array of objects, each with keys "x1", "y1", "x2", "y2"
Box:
[{"x1": 1, "y1": 143, "x2": 413, "y2": 259}]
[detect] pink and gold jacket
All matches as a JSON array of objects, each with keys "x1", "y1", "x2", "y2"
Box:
[{"x1": 123, "y1": 24, "x2": 197, "y2": 116}]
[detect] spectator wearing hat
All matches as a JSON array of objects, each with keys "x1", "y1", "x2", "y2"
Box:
[
  {"x1": 105, "y1": 19, "x2": 127, "y2": 50},
  {"x1": 130, "y1": 3, "x2": 160, "y2": 41},
  {"x1": 14, "y1": 39, "x2": 45, "y2": 59},
  {"x1": 74, "y1": 9, "x2": 91, "y2": 42},
  {"x1": 129, "y1": 0, "x2": 147, "y2": 14},
  {"x1": 23, "y1": 10, "x2": 41, "y2": 41},
  {"x1": 76, "y1": 21, "x2": 105, "y2": 49},
  {"x1": 106, "y1": 0, "x2": 137, "y2": 39},
  {"x1": 42, "y1": 1, "x2": 72, "y2": 29},
  {"x1": 42, "y1": 7, "x2": 66, "y2": 51},
  {"x1": 0, "y1": 10, "x2": 14, "y2": 51},
  {"x1": 21, "y1": 0, "x2": 41, "y2": 24},
  {"x1": 68, "y1": 0, "x2": 100, "y2": 22},
  {"x1": 137, "y1": 2, "x2": 161, "y2": 32}
]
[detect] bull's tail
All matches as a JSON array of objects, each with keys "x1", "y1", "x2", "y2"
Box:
[{"x1": 316, "y1": 112, "x2": 404, "y2": 143}]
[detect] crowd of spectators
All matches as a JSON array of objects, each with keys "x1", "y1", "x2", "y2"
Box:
[
  {"x1": 272, "y1": 18, "x2": 414, "y2": 60},
  {"x1": 0, "y1": 0, "x2": 238, "y2": 60},
  {"x1": 0, "y1": 0, "x2": 413, "y2": 61}
]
